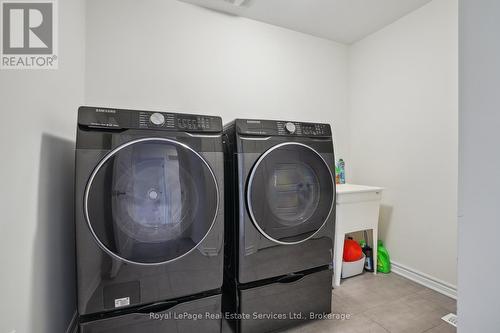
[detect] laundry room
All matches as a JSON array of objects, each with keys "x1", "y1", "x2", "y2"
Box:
[{"x1": 0, "y1": 0, "x2": 498, "y2": 332}]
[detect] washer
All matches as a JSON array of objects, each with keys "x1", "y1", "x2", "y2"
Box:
[
  {"x1": 223, "y1": 119, "x2": 336, "y2": 333},
  {"x1": 75, "y1": 107, "x2": 224, "y2": 332}
]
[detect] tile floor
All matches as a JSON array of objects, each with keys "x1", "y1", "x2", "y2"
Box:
[{"x1": 285, "y1": 273, "x2": 457, "y2": 333}]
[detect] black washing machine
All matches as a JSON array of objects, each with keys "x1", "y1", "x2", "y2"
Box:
[
  {"x1": 75, "y1": 106, "x2": 224, "y2": 332},
  {"x1": 223, "y1": 119, "x2": 336, "y2": 333}
]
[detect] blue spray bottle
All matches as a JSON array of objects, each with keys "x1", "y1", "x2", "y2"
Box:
[{"x1": 338, "y1": 159, "x2": 345, "y2": 184}]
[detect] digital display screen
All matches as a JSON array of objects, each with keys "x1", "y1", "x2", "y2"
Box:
[{"x1": 176, "y1": 115, "x2": 211, "y2": 130}]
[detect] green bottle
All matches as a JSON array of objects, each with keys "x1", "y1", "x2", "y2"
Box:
[
  {"x1": 377, "y1": 240, "x2": 391, "y2": 273},
  {"x1": 335, "y1": 165, "x2": 341, "y2": 184}
]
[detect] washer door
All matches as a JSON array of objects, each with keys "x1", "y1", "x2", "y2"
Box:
[
  {"x1": 247, "y1": 142, "x2": 334, "y2": 245},
  {"x1": 85, "y1": 138, "x2": 219, "y2": 265}
]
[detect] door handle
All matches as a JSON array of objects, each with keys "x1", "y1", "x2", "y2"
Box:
[
  {"x1": 135, "y1": 300, "x2": 178, "y2": 313},
  {"x1": 277, "y1": 273, "x2": 305, "y2": 284}
]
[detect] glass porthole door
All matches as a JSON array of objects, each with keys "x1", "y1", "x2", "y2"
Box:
[
  {"x1": 247, "y1": 142, "x2": 334, "y2": 245},
  {"x1": 85, "y1": 138, "x2": 219, "y2": 265}
]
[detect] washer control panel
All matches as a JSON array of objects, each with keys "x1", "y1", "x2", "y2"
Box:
[
  {"x1": 78, "y1": 107, "x2": 222, "y2": 132},
  {"x1": 237, "y1": 119, "x2": 331, "y2": 137}
]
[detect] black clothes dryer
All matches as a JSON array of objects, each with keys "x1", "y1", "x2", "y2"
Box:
[
  {"x1": 75, "y1": 107, "x2": 224, "y2": 332},
  {"x1": 223, "y1": 119, "x2": 336, "y2": 333}
]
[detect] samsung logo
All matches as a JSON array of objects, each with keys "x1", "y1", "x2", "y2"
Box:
[{"x1": 96, "y1": 108, "x2": 116, "y2": 114}]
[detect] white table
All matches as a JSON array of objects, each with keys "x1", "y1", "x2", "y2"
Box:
[{"x1": 333, "y1": 184, "x2": 384, "y2": 287}]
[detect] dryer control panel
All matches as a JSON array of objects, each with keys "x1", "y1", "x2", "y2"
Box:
[
  {"x1": 78, "y1": 106, "x2": 222, "y2": 133},
  {"x1": 236, "y1": 119, "x2": 331, "y2": 137}
]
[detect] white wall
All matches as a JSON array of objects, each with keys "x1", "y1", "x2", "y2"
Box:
[
  {"x1": 84, "y1": 0, "x2": 350, "y2": 161},
  {"x1": 349, "y1": 0, "x2": 458, "y2": 287},
  {"x1": 0, "y1": 0, "x2": 85, "y2": 332},
  {"x1": 459, "y1": 0, "x2": 500, "y2": 331}
]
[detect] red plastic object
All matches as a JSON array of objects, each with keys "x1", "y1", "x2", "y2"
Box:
[{"x1": 343, "y1": 239, "x2": 363, "y2": 262}]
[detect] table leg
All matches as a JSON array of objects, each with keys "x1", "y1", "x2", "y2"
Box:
[{"x1": 372, "y1": 227, "x2": 378, "y2": 275}]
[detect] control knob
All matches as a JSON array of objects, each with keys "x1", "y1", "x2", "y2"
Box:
[
  {"x1": 285, "y1": 122, "x2": 296, "y2": 134},
  {"x1": 150, "y1": 113, "x2": 165, "y2": 126}
]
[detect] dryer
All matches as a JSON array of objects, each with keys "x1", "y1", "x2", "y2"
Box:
[
  {"x1": 75, "y1": 107, "x2": 224, "y2": 332},
  {"x1": 223, "y1": 119, "x2": 336, "y2": 333}
]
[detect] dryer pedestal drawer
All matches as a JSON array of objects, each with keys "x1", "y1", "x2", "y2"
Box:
[
  {"x1": 238, "y1": 268, "x2": 332, "y2": 333},
  {"x1": 79, "y1": 294, "x2": 221, "y2": 333}
]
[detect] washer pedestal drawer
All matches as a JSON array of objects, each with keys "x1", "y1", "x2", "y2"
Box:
[
  {"x1": 238, "y1": 268, "x2": 332, "y2": 333},
  {"x1": 79, "y1": 294, "x2": 221, "y2": 333}
]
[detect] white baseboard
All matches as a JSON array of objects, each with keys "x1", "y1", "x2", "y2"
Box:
[
  {"x1": 391, "y1": 261, "x2": 457, "y2": 299},
  {"x1": 66, "y1": 311, "x2": 78, "y2": 333}
]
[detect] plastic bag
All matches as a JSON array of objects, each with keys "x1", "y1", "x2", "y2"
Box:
[
  {"x1": 344, "y1": 238, "x2": 363, "y2": 262},
  {"x1": 377, "y1": 240, "x2": 391, "y2": 273}
]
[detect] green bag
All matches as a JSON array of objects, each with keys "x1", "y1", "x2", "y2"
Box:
[{"x1": 377, "y1": 240, "x2": 391, "y2": 273}]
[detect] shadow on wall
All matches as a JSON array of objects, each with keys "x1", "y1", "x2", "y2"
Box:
[
  {"x1": 30, "y1": 134, "x2": 76, "y2": 333},
  {"x1": 378, "y1": 205, "x2": 394, "y2": 244}
]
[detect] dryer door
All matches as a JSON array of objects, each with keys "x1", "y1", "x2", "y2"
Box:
[
  {"x1": 247, "y1": 142, "x2": 334, "y2": 245},
  {"x1": 85, "y1": 138, "x2": 219, "y2": 265}
]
